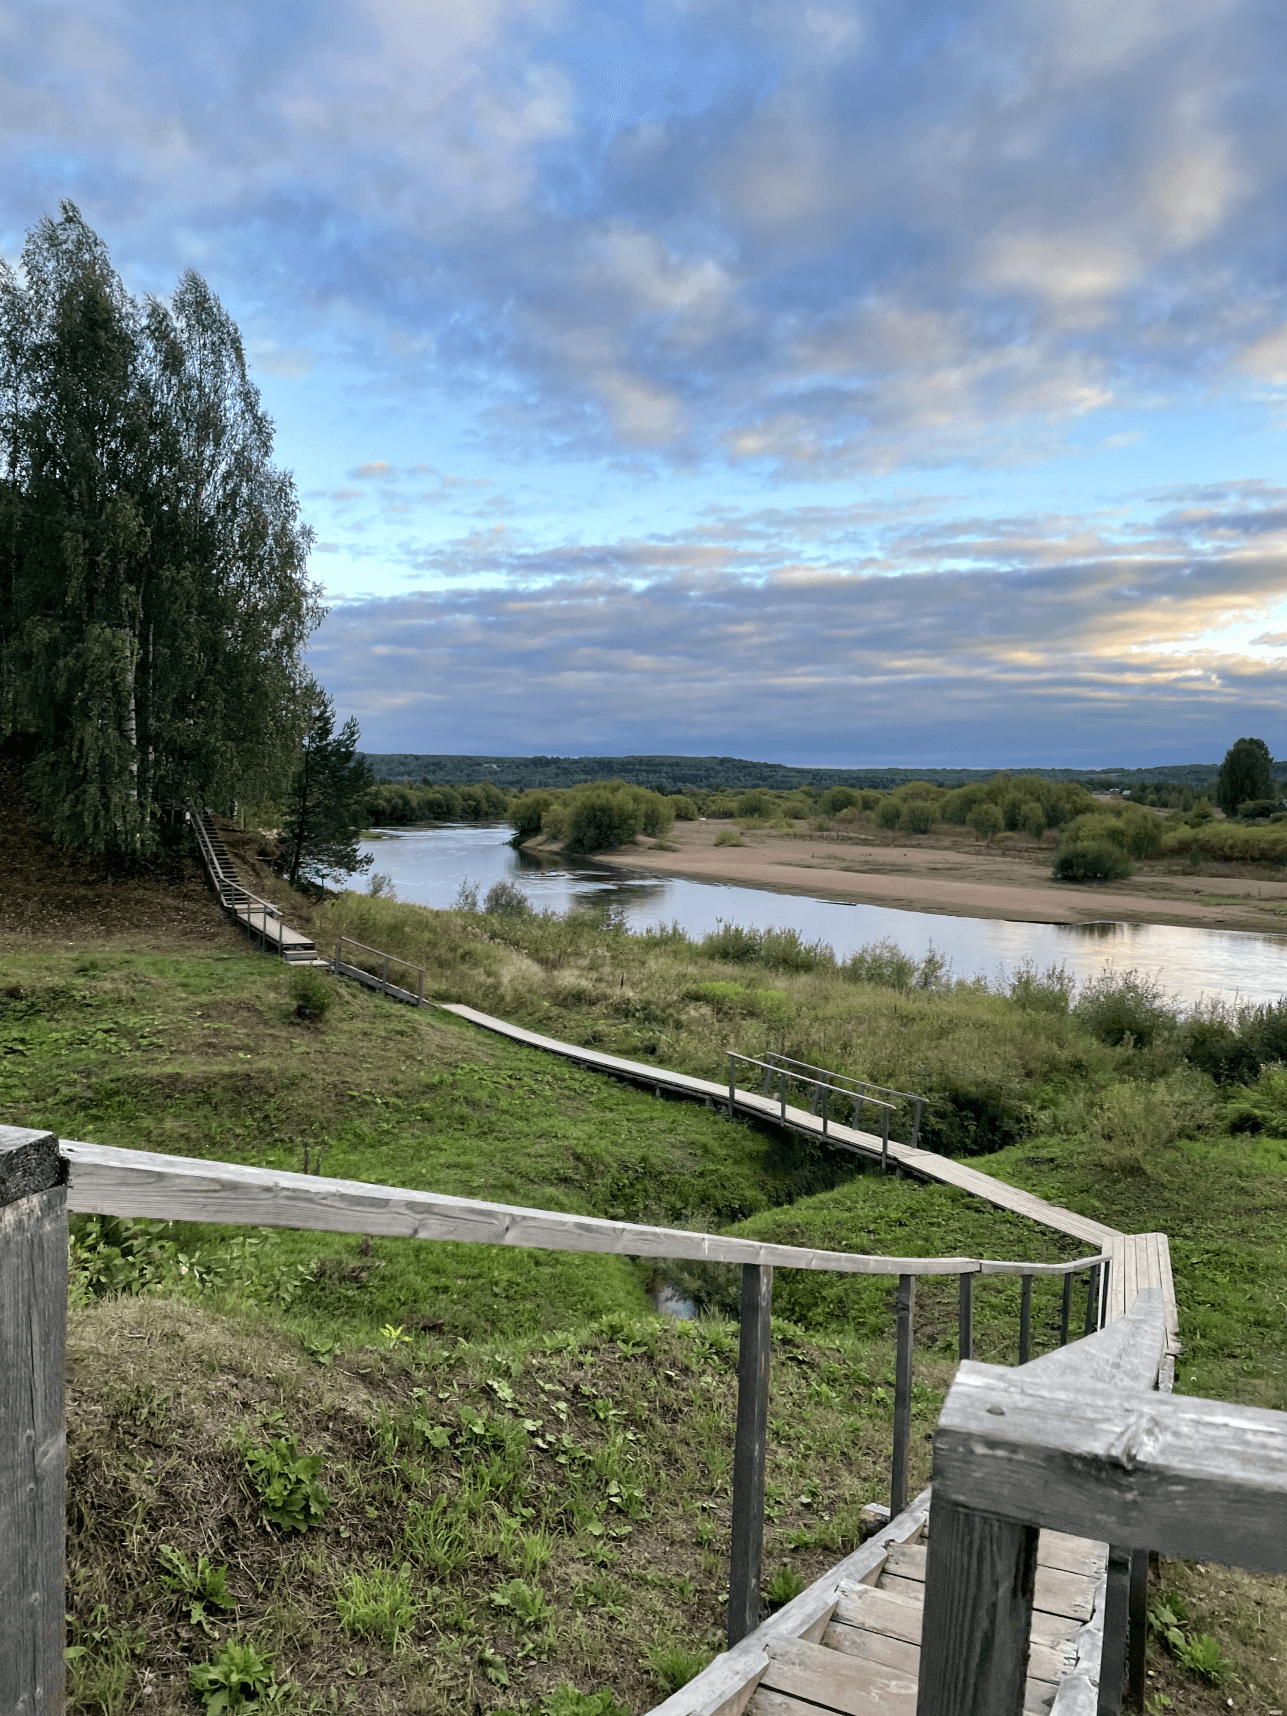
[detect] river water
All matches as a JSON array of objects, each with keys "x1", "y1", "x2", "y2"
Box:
[{"x1": 359, "y1": 823, "x2": 1287, "y2": 1011}]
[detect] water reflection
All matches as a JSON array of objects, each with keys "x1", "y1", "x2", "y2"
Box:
[{"x1": 360, "y1": 823, "x2": 1287, "y2": 1011}]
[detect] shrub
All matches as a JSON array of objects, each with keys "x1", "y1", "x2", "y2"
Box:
[
  {"x1": 875, "y1": 798, "x2": 902, "y2": 829},
  {"x1": 967, "y1": 802, "x2": 1003, "y2": 842},
  {"x1": 713, "y1": 829, "x2": 745, "y2": 847},
  {"x1": 1181, "y1": 1017, "x2": 1261, "y2": 1085},
  {"x1": 1007, "y1": 960, "x2": 1074, "y2": 1014},
  {"x1": 565, "y1": 787, "x2": 643, "y2": 852},
  {"x1": 818, "y1": 786, "x2": 861, "y2": 814},
  {"x1": 844, "y1": 939, "x2": 950, "y2": 991},
  {"x1": 1052, "y1": 841, "x2": 1133, "y2": 881},
  {"x1": 669, "y1": 795, "x2": 698, "y2": 820},
  {"x1": 735, "y1": 788, "x2": 776, "y2": 818},
  {"x1": 1237, "y1": 797, "x2": 1280, "y2": 819},
  {"x1": 917, "y1": 1080, "x2": 1034, "y2": 1157},
  {"x1": 237, "y1": 1432, "x2": 330, "y2": 1533},
  {"x1": 1226, "y1": 1064, "x2": 1287, "y2": 1134},
  {"x1": 453, "y1": 878, "x2": 480, "y2": 911},
  {"x1": 484, "y1": 879, "x2": 531, "y2": 917},
  {"x1": 510, "y1": 792, "x2": 554, "y2": 843},
  {"x1": 897, "y1": 801, "x2": 934, "y2": 835},
  {"x1": 1074, "y1": 970, "x2": 1175, "y2": 1048},
  {"x1": 700, "y1": 923, "x2": 833, "y2": 971},
  {"x1": 287, "y1": 965, "x2": 334, "y2": 1019}
]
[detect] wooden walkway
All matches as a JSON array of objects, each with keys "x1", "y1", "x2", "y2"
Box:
[
  {"x1": 189, "y1": 808, "x2": 319, "y2": 964},
  {"x1": 440, "y1": 1003, "x2": 1120, "y2": 1249}
]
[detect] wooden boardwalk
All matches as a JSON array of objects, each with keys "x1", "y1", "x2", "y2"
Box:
[
  {"x1": 440, "y1": 1003, "x2": 1120, "y2": 1249},
  {"x1": 189, "y1": 808, "x2": 319, "y2": 963}
]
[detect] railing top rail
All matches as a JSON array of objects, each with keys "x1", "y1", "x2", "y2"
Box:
[
  {"x1": 54, "y1": 1137, "x2": 1105, "y2": 1281},
  {"x1": 728, "y1": 1052, "x2": 897, "y2": 1111},
  {"x1": 755, "y1": 1051, "x2": 925, "y2": 1104},
  {"x1": 336, "y1": 935, "x2": 420, "y2": 967}
]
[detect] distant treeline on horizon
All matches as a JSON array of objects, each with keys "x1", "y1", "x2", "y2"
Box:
[{"x1": 359, "y1": 752, "x2": 1272, "y2": 792}]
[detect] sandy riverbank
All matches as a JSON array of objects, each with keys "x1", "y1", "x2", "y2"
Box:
[{"x1": 579, "y1": 820, "x2": 1287, "y2": 934}]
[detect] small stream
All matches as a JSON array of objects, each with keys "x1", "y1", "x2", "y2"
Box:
[{"x1": 359, "y1": 823, "x2": 1287, "y2": 1011}]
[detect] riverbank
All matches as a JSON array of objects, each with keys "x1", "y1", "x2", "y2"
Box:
[{"x1": 581, "y1": 820, "x2": 1287, "y2": 933}]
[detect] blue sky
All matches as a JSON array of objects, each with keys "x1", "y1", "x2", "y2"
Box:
[{"x1": 5, "y1": 0, "x2": 1287, "y2": 765}]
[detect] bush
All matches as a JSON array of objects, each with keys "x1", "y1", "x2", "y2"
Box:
[
  {"x1": 669, "y1": 795, "x2": 698, "y2": 820},
  {"x1": 1226, "y1": 1064, "x2": 1287, "y2": 1134},
  {"x1": 844, "y1": 939, "x2": 950, "y2": 991},
  {"x1": 510, "y1": 792, "x2": 554, "y2": 843},
  {"x1": 897, "y1": 801, "x2": 934, "y2": 835},
  {"x1": 700, "y1": 923, "x2": 834, "y2": 972},
  {"x1": 967, "y1": 802, "x2": 1003, "y2": 842},
  {"x1": 1074, "y1": 970, "x2": 1175, "y2": 1048},
  {"x1": 1052, "y1": 841, "x2": 1134, "y2": 881},
  {"x1": 1237, "y1": 797, "x2": 1280, "y2": 820},
  {"x1": 483, "y1": 879, "x2": 531, "y2": 916},
  {"x1": 1007, "y1": 960, "x2": 1075, "y2": 1014},
  {"x1": 735, "y1": 789, "x2": 776, "y2": 818},
  {"x1": 875, "y1": 798, "x2": 902, "y2": 829},
  {"x1": 713, "y1": 829, "x2": 744, "y2": 847},
  {"x1": 287, "y1": 966, "x2": 334, "y2": 1019}
]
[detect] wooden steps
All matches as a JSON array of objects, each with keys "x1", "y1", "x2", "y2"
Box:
[
  {"x1": 188, "y1": 806, "x2": 319, "y2": 964},
  {"x1": 746, "y1": 1526, "x2": 1105, "y2": 1716}
]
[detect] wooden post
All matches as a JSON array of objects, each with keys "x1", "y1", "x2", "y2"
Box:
[
  {"x1": 1, "y1": 1125, "x2": 67, "y2": 1716},
  {"x1": 881, "y1": 1107, "x2": 890, "y2": 1173},
  {"x1": 821, "y1": 1084, "x2": 828, "y2": 1139},
  {"x1": 890, "y1": 1273, "x2": 915, "y2": 1517},
  {"x1": 334, "y1": 939, "x2": 342, "y2": 972},
  {"x1": 727, "y1": 1054, "x2": 736, "y2": 1118},
  {"x1": 958, "y1": 1271, "x2": 973, "y2": 1362},
  {"x1": 1060, "y1": 1272, "x2": 1072, "y2": 1346},
  {"x1": 1019, "y1": 1274, "x2": 1033, "y2": 1365},
  {"x1": 779, "y1": 1069, "x2": 786, "y2": 1122},
  {"x1": 728, "y1": 1263, "x2": 773, "y2": 1646},
  {"x1": 911, "y1": 1097, "x2": 922, "y2": 1151},
  {"x1": 1098, "y1": 1544, "x2": 1132, "y2": 1714},
  {"x1": 1126, "y1": 1548, "x2": 1149, "y2": 1711},
  {"x1": 915, "y1": 1494, "x2": 1038, "y2": 1716},
  {"x1": 417, "y1": 968, "x2": 425, "y2": 1004},
  {"x1": 1085, "y1": 1263, "x2": 1101, "y2": 1335}
]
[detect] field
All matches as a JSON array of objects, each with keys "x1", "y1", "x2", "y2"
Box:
[{"x1": 4, "y1": 824, "x2": 1287, "y2": 1712}]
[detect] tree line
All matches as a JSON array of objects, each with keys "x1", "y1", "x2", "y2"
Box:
[{"x1": 0, "y1": 206, "x2": 369, "y2": 885}]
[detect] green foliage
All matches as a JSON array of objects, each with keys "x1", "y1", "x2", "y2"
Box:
[
  {"x1": 540, "y1": 1685, "x2": 630, "y2": 1716},
  {"x1": 1217, "y1": 736, "x2": 1274, "y2": 816},
  {"x1": 1158, "y1": 816, "x2": 1287, "y2": 864},
  {"x1": 967, "y1": 802, "x2": 1003, "y2": 841},
  {"x1": 844, "y1": 939, "x2": 950, "y2": 991},
  {"x1": 645, "y1": 1643, "x2": 712, "y2": 1691},
  {"x1": 1149, "y1": 1591, "x2": 1232, "y2": 1684},
  {"x1": 484, "y1": 879, "x2": 532, "y2": 916},
  {"x1": 1075, "y1": 970, "x2": 1174, "y2": 1048},
  {"x1": 189, "y1": 1639, "x2": 293, "y2": 1711},
  {"x1": 713, "y1": 828, "x2": 745, "y2": 846},
  {"x1": 735, "y1": 788, "x2": 776, "y2": 818},
  {"x1": 490, "y1": 1578, "x2": 555, "y2": 1628},
  {"x1": 1007, "y1": 960, "x2": 1075, "y2": 1014},
  {"x1": 897, "y1": 801, "x2": 935, "y2": 834},
  {"x1": 1236, "y1": 796, "x2": 1280, "y2": 819},
  {"x1": 764, "y1": 1563, "x2": 806, "y2": 1604},
  {"x1": 336, "y1": 1562, "x2": 419, "y2": 1648},
  {"x1": 0, "y1": 204, "x2": 319, "y2": 856},
  {"x1": 1052, "y1": 839, "x2": 1134, "y2": 881},
  {"x1": 700, "y1": 922, "x2": 833, "y2": 971},
  {"x1": 544, "y1": 781, "x2": 676, "y2": 852},
  {"x1": 366, "y1": 778, "x2": 511, "y2": 827},
  {"x1": 286, "y1": 966, "x2": 333, "y2": 1020},
  {"x1": 157, "y1": 1546, "x2": 236, "y2": 1629},
  {"x1": 669, "y1": 794, "x2": 698, "y2": 820},
  {"x1": 280, "y1": 678, "x2": 374, "y2": 888},
  {"x1": 237, "y1": 1431, "x2": 330, "y2": 1533}
]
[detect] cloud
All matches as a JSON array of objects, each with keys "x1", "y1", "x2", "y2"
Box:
[{"x1": 309, "y1": 484, "x2": 1287, "y2": 760}]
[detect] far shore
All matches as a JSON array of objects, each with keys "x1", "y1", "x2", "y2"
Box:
[{"x1": 555, "y1": 820, "x2": 1287, "y2": 935}]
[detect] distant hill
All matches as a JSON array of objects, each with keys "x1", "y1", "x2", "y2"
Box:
[{"x1": 360, "y1": 753, "x2": 1246, "y2": 792}]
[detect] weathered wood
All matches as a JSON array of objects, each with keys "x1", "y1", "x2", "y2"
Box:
[
  {"x1": 891, "y1": 1274, "x2": 915, "y2": 1518},
  {"x1": 915, "y1": 1492, "x2": 1038, "y2": 1716},
  {"x1": 730, "y1": 1264, "x2": 773, "y2": 1646},
  {"x1": 1, "y1": 1183, "x2": 68, "y2": 1716},
  {"x1": 0, "y1": 1124, "x2": 63, "y2": 1204},
  {"x1": 824, "y1": 1618, "x2": 920, "y2": 1676},
  {"x1": 759, "y1": 1638, "x2": 918, "y2": 1715},
  {"x1": 1060, "y1": 1274, "x2": 1072, "y2": 1347},
  {"x1": 1020, "y1": 1292, "x2": 1165, "y2": 1393},
  {"x1": 1084, "y1": 1264, "x2": 1100, "y2": 1335},
  {"x1": 1019, "y1": 1274, "x2": 1033, "y2": 1366},
  {"x1": 1096, "y1": 1544, "x2": 1131, "y2": 1716},
  {"x1": 1126, "y1": 1548, "x2": 1148, "y2": 1712},
  {"x1": 646, "y1": 1490, "x2": 931, "y2": 1716},
  {"x1": 931, "y1": 1359, "x2": 1287, "y2": 1575},
  {"x1": 62, "y1": 1141, "x2": 983, "y2": 1276},
  {"x1": 959, "y1": 1271, "x2": 973, "y2": 1362}
]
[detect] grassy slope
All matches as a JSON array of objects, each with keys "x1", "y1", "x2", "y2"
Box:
[{"x1": 5, "y1": 883, "x2": 1287, "y2": 1712}]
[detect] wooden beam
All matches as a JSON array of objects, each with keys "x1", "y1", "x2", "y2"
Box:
[
  {"x1": 729, "y1": 1264, "x2": 773, "y2": 1646},
  {"x1": 891, "y1": 1275, "x2": 916, "y2": 1518},
  {"x1": 59, "y1": 1140, "x2": 995, "y2": 1277},
  {"x1": 1017, "y1": 1291, "x2": 1165, "y2": 1393},
  {"x1": 0, "y1": 1126, "x2": 67, "y2": 1716},
  {"x1": 931, "y1": 1358, "x2": 1287, "y2": 1575},
  {"x1": 914, "y1": 1493, "x2": 1038, "y2": 1716}
]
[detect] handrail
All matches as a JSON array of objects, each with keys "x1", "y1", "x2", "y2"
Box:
[
  {"x1": 333, "y1": 935, "x2": 427, "y2": 1005},
  {"x1": 755, "y1": 1049, "x2": 927, "y2": 1152},
  {"x1": 728, "y1": 1049, "x2": 906, "y2": 1167}
]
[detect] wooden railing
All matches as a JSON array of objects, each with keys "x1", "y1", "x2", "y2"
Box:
[
  {"x1": 332, "y1": 934, "x2": 427, "y2": 1004},
  {"x1": 741, "y1": 1049, "x2": 927, "y2": 1152},
  {"x1": 0, "y1": 1124, "x2": 1112, "y2": 1710}
]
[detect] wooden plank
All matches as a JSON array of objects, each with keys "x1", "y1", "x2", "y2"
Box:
[
  {"x1": 881, "y1": 1543, "x2": 927, "y2": 1580},
  {"x1": 914, "y1": 1492, "x2": 1038, "y2": 1716},
  {"x1": 749, "y1": 1690, "x2": 838, "y2": 1716},
  {"x1": 891, "y1": 1275, "x2": 915, "y2": 1517},
  {"x1": 1154, "y1": 1232, "x2": 1180, "y2": 1355},
  {"x1": 0, "y1": 1124, "x2": 64, "y2": 1204},
  {"x1": 1037, "y1": 1533, "x2": 1105, "y2": 1579},
  {"x1": 440, "y1": 1004, "x2": 1121, "y2": 1247},
  {"x1": 834, "y1": 1585, "x2": 925, "y2": 1644},
  {"x1": 645, "y1": 1491, "x2": 932, "y2": 1716},
  {"x1": 1015, "y1": 1291, "x2": 1165, "y2": 1392},
  {"x1": 759, "y1": 1640, "x2": 917, "y2": 1715},
  {"x1": 932, "y1": 1361, "x2": 1287, "y2": 1575},
  {"x1": 730, "y1": 1265, "x2": 773, "y2": 1646},
  {"x1": 823, "y1": 1620, "x2": 921, "y2": 1676},
  {"x1": 60, "y1": 1142, "x2": 976, "y2": 1277},
  {"x1": 1032, "y1": 1567, "x2": 1096, "y2": 1623},
  {"x1": 1, "y1": 1180, "x2": 68, "y2": 1716},
  {"x1": 877, "y1": 1573, "x2": 929, "y2": 1605}
]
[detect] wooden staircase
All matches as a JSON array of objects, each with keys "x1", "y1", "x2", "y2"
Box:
[
  {"x1": 745, "y1": 1525, "x2": 1104, "y2": 1716},
  {"x1": 188, "y1": 807, "x2": 320, "y2": 963}
]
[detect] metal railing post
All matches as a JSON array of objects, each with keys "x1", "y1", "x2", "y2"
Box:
[
  {"x1": 728, "y1": 1263, "x2": 773, "y2": 1646},
  {"x1": 779, "y1": 1069, "x2": 786, "y2": 1122},
  {"x1": 911, "y1": 1097, "x2": 923, "y2": 1151},
  {"x1": 1086, "y1": 1263, "x2": 1102, "y2": 1335},
  {"x1": 1019, "y1": 1274, "x2": 1033, "y2": 1365},
  {"x1": 881, "y1": 1106, "x2": 890, "y2": 1173},
  {"x1": 727, "y1": 1054, "x2": 736, "y2": 1118},
  {"x1": 890, "y1": 1273, "x2": 915, "y2": 1517},
  {"x1": 821, "y1": 1084, "x2": 828, "y2": 1139},
  {"x1": 1060, "y1": 1272, "x2": 1072, "y2": 1346},
  {"x1": 417, "y1": 968, "x2": 425, "y2": 1004}
]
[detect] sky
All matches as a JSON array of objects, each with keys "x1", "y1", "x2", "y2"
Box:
[{"x1": 4, "y1": 0, "x2": 1287, "y2": 767}]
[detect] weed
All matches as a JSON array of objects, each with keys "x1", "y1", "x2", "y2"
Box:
[
  {"x1": 64, "y1": 1603, "x2": 145, "y2": 1714},
  {"x1": 237, "y1": 1431, "x2": 330, "y2": 1533},
  {"x1": 541, "y1": 1686, "x2": 629, "y2": 1716},
  {"x1": 646, "y1": 1643, "x2": 712, "y2": 1691},
  {"x1": 403, "y1": 1495, "x2": 471, "y2": 1574},
  {"x1": 156, "y1": 1545, "x2": 236, "y2": 1630},
  {"x1": 189, "y1": 1638, "x2": 294, "y2": 1711},
  {"x1": 490, "y1": 1579, "x2": 555, "y2": 1629},
  {"x1": 764, "y1": 1563, "x2": 806, "y2": 1605},
  {"x1": 336, "y1": 1562, "x2": 419, "y2": 1649},
  {"x1": 1173, "y1": 1632, "x2": 1232, "y2": 1684}
]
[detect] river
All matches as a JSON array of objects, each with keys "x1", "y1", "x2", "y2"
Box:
[{"x1": 359, "y1": 823, "x2": 1287, "y2": 1011}]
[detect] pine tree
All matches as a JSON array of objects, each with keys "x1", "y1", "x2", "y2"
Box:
[
  {"x1": 280, "y1": 679, "x2": 374, "y2": 888},
  {"x1": 1215, "y1": 737, "x2": 1274, "y2": 816}
]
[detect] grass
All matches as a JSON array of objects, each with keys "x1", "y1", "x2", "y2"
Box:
[{"x1": 8, "y1": 857, "x2": 1287, "y2": 1709}]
